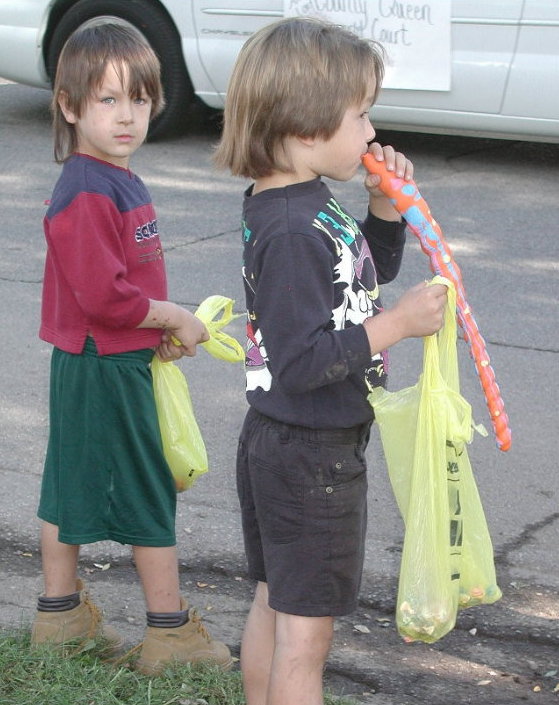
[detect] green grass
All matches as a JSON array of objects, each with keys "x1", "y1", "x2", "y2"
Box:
[{"x1": 0, "y1": 629, "x2": 358, "y2": 705}]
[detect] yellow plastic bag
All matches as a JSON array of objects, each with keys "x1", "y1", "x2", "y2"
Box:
[
  {"x1": 152, "y1": 356, "x2": 208, "y2": 492},
  {"x1": 155, "y1": 295, "x2": 243, "y2": 492},
  {"x1": 369, "y1": 277, "x2": 501, "y2": 643},
  {"x1": 195, "y1": 295, "x2": 244, "y2": 363}
]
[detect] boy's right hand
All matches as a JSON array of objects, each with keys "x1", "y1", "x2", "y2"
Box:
[
  {"x1": 139, "y1": 299, "x2": 210, "y2": 359},
  {"x1": 167, "y1": 309, "x2": 209, "y2": 357}
]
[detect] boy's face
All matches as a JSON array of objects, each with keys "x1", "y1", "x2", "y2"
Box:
[
  {"x1": 59, "y1": 62, "x2": 152, "y2": 168},
  {"x1": 311, "y1": 81, "x2": 376, "y2": 182}
]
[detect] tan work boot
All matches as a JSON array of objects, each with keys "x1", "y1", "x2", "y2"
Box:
[
  {"x1": 31, "y1": 579, "x2": 124, "y2": 653},
  {"x1": 136, "y1": 599, "x2": 233, "y2": 675}
]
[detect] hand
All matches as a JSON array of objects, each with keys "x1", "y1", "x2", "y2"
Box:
[
  {"x1": 155, "y1": 332, "x2": 187, "y2": 362},
  {"x1": 168, "y1": 309, "x2": 209, "y2": 357},
  {"x1": 363, "y1": 282, "x2": 447, "y2": 353},
  {"x1": 364, "y1": 142, "x2": 414, "y2": 199},
  {"x1": 393, "y1": 282, "x2": 448, "y2": 338}
]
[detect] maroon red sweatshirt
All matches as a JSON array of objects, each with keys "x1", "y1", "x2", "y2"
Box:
[{"x1": 40, "y1": 154, "x2": 167, "y2": 355}]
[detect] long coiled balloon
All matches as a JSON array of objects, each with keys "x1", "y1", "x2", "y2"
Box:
[{"x1": 362, "y1": 153, "x2": 511, "y2": 451}]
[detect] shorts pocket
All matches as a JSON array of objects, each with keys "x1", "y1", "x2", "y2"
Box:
[
  {"x1": 251, "y1": 456, "x2": 305, "y2": 545},
  {"x1": 236, "y1": 437, "x2": 252, "y2": 510},
  {"x1": 321, "y1": 451, "x2": 368, "y2": 584},
  {"x1": 322, "y1": 442, "x2": 368, "y2": 487}
]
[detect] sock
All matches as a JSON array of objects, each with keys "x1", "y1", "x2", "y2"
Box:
[
  {"x1": 37, "y1": 591, "x2": 80, "y2": 612},
  {"x1": 146, "y1": 608, "x2": 189, "y2": 628}
]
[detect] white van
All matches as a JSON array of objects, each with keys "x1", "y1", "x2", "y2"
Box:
[{"x1": 0, "y1": 1, "x2": 557, "y2": 142}]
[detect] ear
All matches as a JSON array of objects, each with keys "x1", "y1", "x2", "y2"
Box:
[
  {"x1": 57, "y1": 91, "x2": 78, "y2": 124},
  {"x1": 298, "y1": 134, "x2": 316, "y2": 147}
]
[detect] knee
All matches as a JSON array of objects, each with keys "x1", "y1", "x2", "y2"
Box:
[{"x1": 275, "y1": 614, "x2": 334, "y2": 667}]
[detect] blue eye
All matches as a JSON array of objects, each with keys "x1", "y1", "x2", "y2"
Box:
[{"x1": 101, "y1": 96, "x2": 115, "y2": 105}]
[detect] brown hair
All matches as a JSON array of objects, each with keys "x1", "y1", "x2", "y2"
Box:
[
  {"x1": 214, "y1": 17, "x2": 384, "y2": 179},
  {"x1": 52, "y1": 18, "x2": 164, "y2": 163}
]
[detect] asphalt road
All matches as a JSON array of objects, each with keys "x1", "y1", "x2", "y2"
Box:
[{"x1": 0, "y1": 79, "x2": 558, "y2": 704}]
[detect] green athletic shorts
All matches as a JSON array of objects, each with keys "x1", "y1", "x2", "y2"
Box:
[{"x1": 38, "y1": 338, "x2": 176, "y2": 546}]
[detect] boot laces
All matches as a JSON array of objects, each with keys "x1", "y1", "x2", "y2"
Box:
[
  {"x1": 82, "y1": 592, "x2": 102, "y2": 639},
  {"x1": 189, "y1": 609, "x2": 211, "y2": 642}
]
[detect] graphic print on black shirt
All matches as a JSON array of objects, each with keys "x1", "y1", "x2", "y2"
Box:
[{"x1": 244, "y1": 194, "x2": 388, "y2": 397}]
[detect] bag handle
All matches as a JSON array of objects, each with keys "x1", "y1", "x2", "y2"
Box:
[
  {"x1": 195, "y1": 295, "x2": 244, "y2": 363},
  {"x1": 424, "y1": 277, "x2": 487, "y2": 440},
  {"x1": 171, "y1": 295, "x2": 244, "y2": 363},
  {"x1": 422, "y1": 276, "x2": 454, "y2": 389},
  {"x1": 425, "y1": 276, "x2": 458, "y2": 391}
]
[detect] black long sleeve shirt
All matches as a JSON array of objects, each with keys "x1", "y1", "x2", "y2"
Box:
[{"x1": 242, "y1": 177, "x2": 406, "y2": 428}]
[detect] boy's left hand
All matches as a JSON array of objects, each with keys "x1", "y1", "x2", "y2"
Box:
[{"x1": 364, "y1": 142, "x2": 414, "y2": 198}]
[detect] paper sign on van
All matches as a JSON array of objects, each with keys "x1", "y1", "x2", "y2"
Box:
[{"x1": 284, "y1": 0, "x2": 451, "y2": 91}]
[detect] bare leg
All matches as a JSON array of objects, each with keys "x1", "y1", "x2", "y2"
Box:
[
  {"x1": 241, "y1": 581, "x2": 334, "y2": 705},
  {"x1": 40, "y1": 520, "x2": 80, "y2": 596},
  {"x1": 134, "y1": 546, "x2": 232, "y2": 675},
  {"x1": 268, "y1": 611, "x2": 334, "y2": 705},
  {"x1": 132, "y1": 544, "x2": 181, "y2": 612},
  {"x1": 35, "y1": 521, "x2": 123, "y2": 649},
  {"x1": 241, "y1": 582, "x2": 276, "y2": 705}
]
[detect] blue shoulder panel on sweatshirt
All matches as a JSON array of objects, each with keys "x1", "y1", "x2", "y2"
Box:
[{"x1": 47, "y1": 154, "x2": 151, "y2": 219}]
